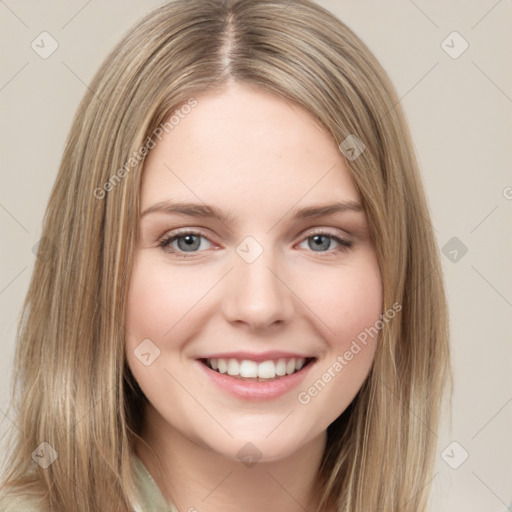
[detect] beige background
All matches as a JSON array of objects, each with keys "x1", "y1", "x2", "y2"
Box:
[{"x1": 1, "y1": 1, "x2": 511, "y2": 510}]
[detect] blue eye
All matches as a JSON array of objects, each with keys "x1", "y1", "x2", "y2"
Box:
[
  {"x1": 158, "y1": 231, "x2": 212, "y2": 257},
  {"x1": 158, "y1": 230, "x2": 352, "y2": 258},
  {"x1": 298, "y1": 234, "x2": 352, "y2": 253}
]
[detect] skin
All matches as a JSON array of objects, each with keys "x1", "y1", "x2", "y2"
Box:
[{"x1": 125, "y1": 82, "x2": 382, "y2": 512}]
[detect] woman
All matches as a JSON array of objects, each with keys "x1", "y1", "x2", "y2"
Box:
[{"x1": 0, "y1": 0, "x2": 451, "y2": 510}]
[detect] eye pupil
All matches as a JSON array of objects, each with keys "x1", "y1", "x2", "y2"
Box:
[
  {"x1": 178, "y1": 234, "x2": 201, "y2": 251},
  {"x1": 309, "y1": 235, "x2": 330, "y2": 251}
]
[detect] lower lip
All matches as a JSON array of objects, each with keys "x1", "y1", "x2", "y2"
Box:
[{"x1": 196, "y1": 360, "x2": 315, "y2": 401}]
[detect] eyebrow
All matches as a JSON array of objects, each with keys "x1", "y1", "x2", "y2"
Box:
[{"x1": 140, "y1": 200, "x2": 363, "y2": 223}]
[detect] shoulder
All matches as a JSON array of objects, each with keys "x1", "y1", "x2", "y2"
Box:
[
  {"x1": 0, "y1": 454, "x2": 175, "y2": 512},
  {"x1": 132, "y1": 453, "x2": 177, "y2": 512}
]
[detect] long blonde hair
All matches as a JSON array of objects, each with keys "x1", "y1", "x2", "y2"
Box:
[{"x1": 0, "y1": 1, "x2": 451, "y2": 510}]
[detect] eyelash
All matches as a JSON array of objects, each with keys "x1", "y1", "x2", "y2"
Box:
[{"x1": 157, "y1": 229, "x2": 353, "y2": 259}]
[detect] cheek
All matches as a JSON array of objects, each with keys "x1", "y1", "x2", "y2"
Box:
[
  {"x1": 334, "y1": 265, "x2": 382, "y2": 348},
  {"x1": 125, "y1": 256, "x2": 210, "y2": 347},
  {"x1": 293, "y1": 261, "x2": 382, "y2": 427},
  {"x1": 293, "y1": 255, "x2": 382, "y2": 411},
  {"x1": 295, "y1": 255, "x2": 382, "y2": 350},
  {"x1": 124, "y1": 256, "x2": 208, "y2": 415}
]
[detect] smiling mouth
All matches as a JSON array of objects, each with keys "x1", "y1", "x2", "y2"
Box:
[{"x1": 199, "y1": 357, "x2": 316, "y2": 381}]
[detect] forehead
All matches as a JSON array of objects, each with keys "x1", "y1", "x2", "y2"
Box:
[{"x1": 140, "y1": 83, "x2": 361, "y2": 217}]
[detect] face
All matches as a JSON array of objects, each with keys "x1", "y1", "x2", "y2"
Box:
[{"x1": 125, "y1": 82, "x2": 382, "y2": 463}]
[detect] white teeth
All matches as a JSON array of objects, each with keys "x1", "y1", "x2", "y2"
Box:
[
  {"x1": 258, "y1": 360, "x2": 276, "y2": 379},
  {"x1": 275, "y1": 358, "x2": 287, "y2": 376},
  {"x1": 206, "y1": 357, "x2": 310, "y2": 379},
  {"x1": 239, "y1": 360, "x2": 258, "y2": 378},
  {"x1": 217, "y1": 359, "x2": 227, "y2": 374},
  {"x1": 227, "y1": 358, "x2": 239, "y2": 376}
]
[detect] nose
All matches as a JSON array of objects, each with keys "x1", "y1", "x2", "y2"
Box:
[{"x1": 221, "y1": 242, "x2": 295, "y2": 331}]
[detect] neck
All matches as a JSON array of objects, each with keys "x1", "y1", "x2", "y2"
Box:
[{"x1": 135, "y1": 404, "x2": 328, "y2": 512}]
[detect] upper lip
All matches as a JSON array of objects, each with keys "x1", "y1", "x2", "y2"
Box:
[{"x1": 196, "y1": 351, "x2": 315, "y2": 362}]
